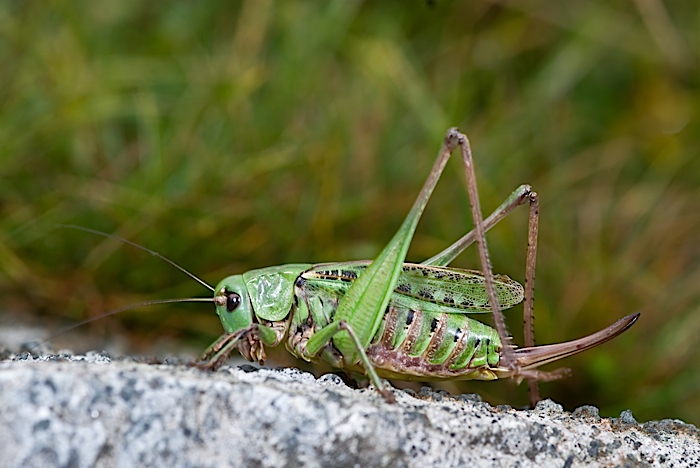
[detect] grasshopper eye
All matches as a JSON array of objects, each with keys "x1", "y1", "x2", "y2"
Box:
[{"x1": 225, "y1": 291, "x2": 241, "y2": 312}]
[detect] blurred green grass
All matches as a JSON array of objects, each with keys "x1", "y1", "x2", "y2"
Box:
[{"x1": 1, "y1": 1, "x2": 698, "y2": 423}]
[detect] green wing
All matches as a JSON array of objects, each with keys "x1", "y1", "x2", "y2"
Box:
[
  {"x1": 394, "y1": 263, "x2": 523, "y2": 313},
  {"x1": 304, "y1": 261, "x2": 524, "y2": 314}
]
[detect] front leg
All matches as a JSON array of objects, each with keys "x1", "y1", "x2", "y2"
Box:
[{"x1": 197, "y1": 324, "x2": 278, "y2": 370}]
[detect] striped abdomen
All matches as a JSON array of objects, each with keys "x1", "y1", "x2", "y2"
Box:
[{"x1": 366, "y1": 305, "x2": 503, "y2": 381}]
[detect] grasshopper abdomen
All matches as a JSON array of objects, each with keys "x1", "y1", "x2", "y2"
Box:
[{"x1": 366, "y1": 306, "x2": 503, "y2": 381}]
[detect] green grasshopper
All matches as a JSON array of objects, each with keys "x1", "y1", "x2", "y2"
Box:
[
  {"x1": 193, "y1": 128, "x2": 638, "y2": 404},
  {"x1": 62, "y1": 128, "x2": 638, "y2": 405}
]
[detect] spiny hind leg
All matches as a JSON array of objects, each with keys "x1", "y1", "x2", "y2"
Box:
[
  {"x1": 422, "y1": 133, "x2": 567, "y2": 404},
  {"x1": 450, "y1": 132, "x2": 517, "y2": 373},
  {"x1": 310, "y1": 129, "x2": 463, "y2": 402},
  {"x1": 521, "y1": 190, "x2": 544, "y2": 406},
  {"x1": 451, "y1": 133, "x2": 567, "y2": 406},
  {"x1": 473, "y1": 185, "x2": 568, "y2": 401}
]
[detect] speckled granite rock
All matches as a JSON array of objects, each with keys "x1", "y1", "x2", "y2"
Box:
[{"x1": 0, "y1": 352, "x2": 697, "y2": 467}]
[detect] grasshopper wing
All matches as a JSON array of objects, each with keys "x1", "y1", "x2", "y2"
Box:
[
  {"x1": 307, "y1": 261, "x2": 523, "y2": 314},
  {"x1": 393, "y1": 263, "x2": 524, "y2": 314}
]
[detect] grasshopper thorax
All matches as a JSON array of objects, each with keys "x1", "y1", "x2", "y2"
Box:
[{"x1": 213, "y1": 275, "x2": 254, "y2": 333}]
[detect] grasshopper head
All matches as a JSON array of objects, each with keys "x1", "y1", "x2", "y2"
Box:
[{"x1": 213, "y1": 275, "x2": 254, "y2": 333}]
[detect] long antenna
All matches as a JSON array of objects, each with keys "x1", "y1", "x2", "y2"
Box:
[
  {"x1": 35, "y1": 297, "x2": 215, "y2": 350},
  {"x1": 58, "y1": 224, "x2": 215, "y2": 292}
]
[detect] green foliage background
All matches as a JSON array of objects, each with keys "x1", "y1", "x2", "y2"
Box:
[{"x1": 1, "y1": 1, "x2": 698, "y2": 423}]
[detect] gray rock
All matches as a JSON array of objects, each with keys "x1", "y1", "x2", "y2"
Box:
[{"x1": 0, "y1": 352, "x2": 697, "y2": 467}]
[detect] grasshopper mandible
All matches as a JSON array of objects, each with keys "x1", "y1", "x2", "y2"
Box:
[
  {"x1": 192, "y1": 128, "x2": 637, "y2": 404},
  {"x1": 60, "y1": 128, "x2": 638, "y2": 405}
]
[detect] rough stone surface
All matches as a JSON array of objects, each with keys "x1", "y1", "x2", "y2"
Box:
[{"x1": 0, "y1": 351, "x2": 698, "y2": 467}]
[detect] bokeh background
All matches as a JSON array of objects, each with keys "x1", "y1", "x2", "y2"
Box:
[{"x1": 1, "y1": 1, "x2": 698, "y2": 424}]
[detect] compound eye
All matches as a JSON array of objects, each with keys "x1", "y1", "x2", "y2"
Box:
[{"x1": 225, "y1": 291, "x2": 241, "y2": 312}]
